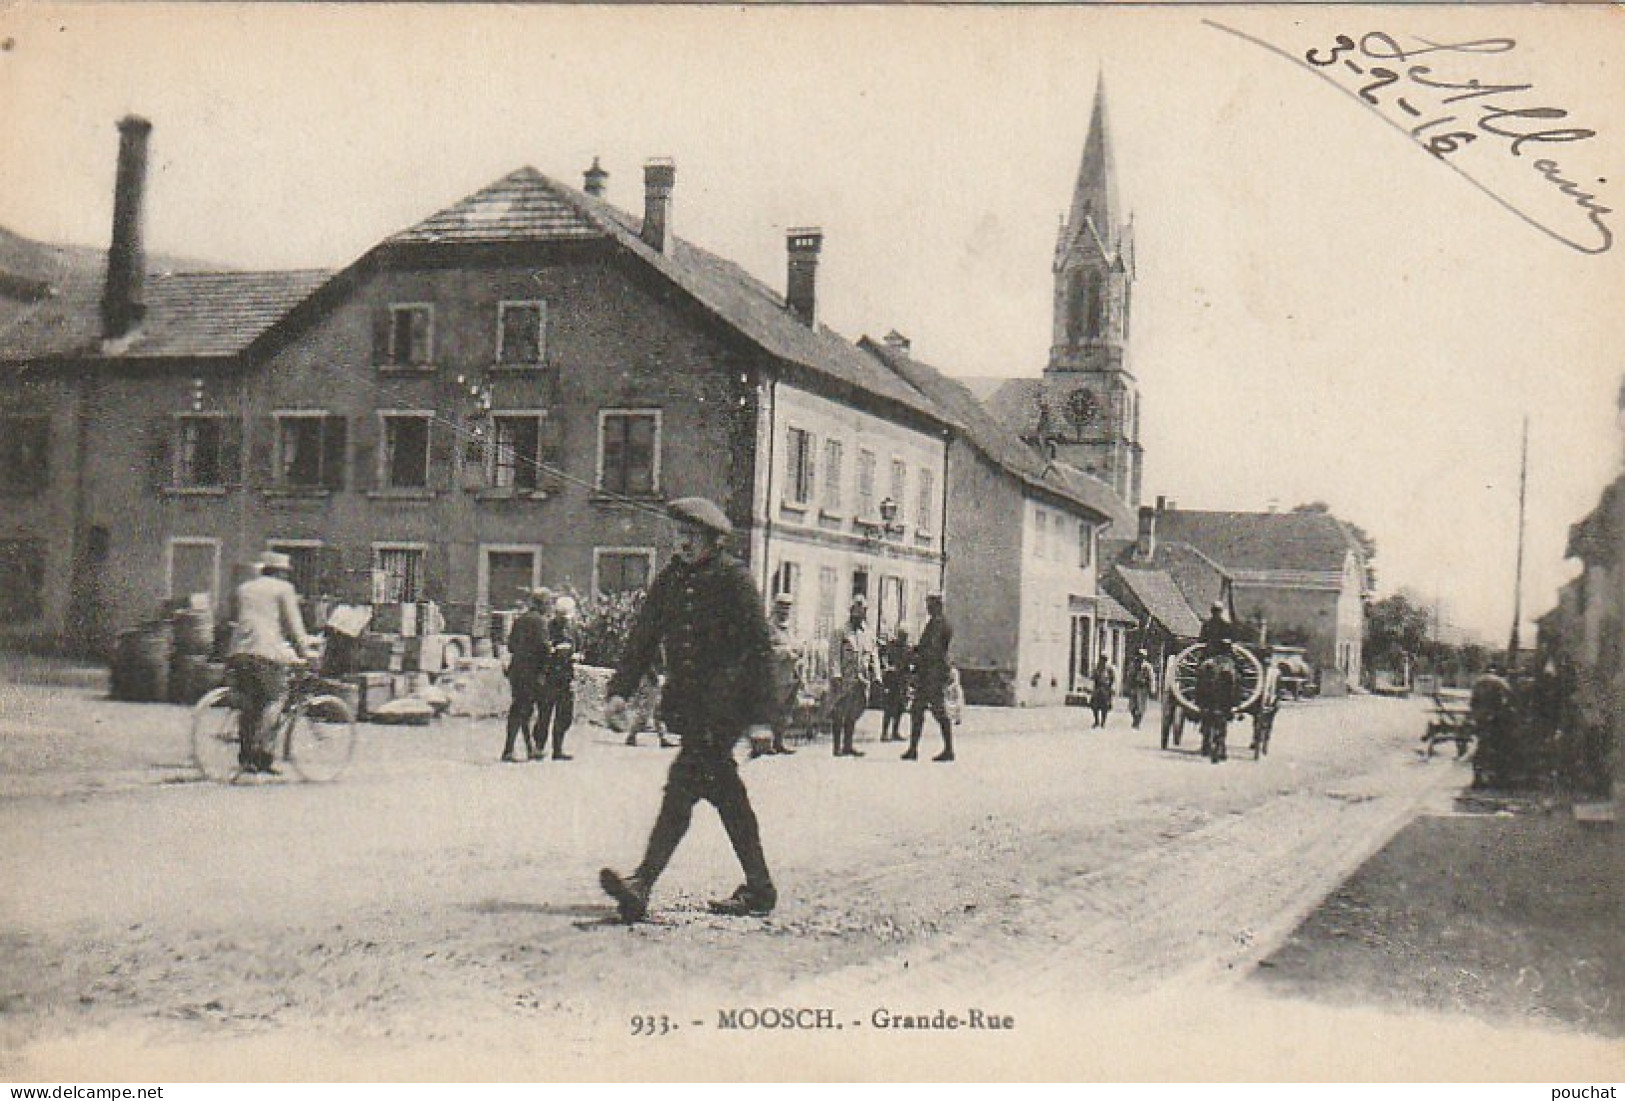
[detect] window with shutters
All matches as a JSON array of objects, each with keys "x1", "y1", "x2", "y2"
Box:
[
  {"x1": 373, "y1": 545, "x2": 424, "y2": 602},
  {"x1": 0, "y1": 538, "x2": 46, "y2": 622},
  {"x1": 174, "y1": 414, "x2": 239, "y2": 489},
  {"x1": 0, "y1": 415, "x2": 49, "y2": 495},
  {"x1": 821, "y1": 439, "x2": 843, "y2": 513},
  {"x1": 380, "y1": 413, "x2": 431, "y2": 490},
  {"x1": 1034, "y1": 508, "x2": 1048, "y2": 560},
  {"x1": 785, "y1": 426, "x2": 814, "y2": 507},
  {"x1": 597, "y1": 410, "x2": 660, "y2": 497},
  {"x1": 889, "y1": 458, "x2": 907, "y2": 524},
  {"x1": 856, "y1": 449, "x2": 876, "y2": 519},
  {"x1": 492, "y1": 412, "x2": 557, "y2": 491},
  {"x1": 377, "y1": 304, "x2": 433, "y2": 369},
  {"x1": 274, "y1": 413, "x2": 347, "y2": 490},
  {"x1": 496, "y1": 301, "x2": 546, "y2": 367},
  {"x1": 916, "y1": 466, "x2": 935, "y2": 536},
  {"x1": 593, "y1": 548, "x2": 655, "y2": 596},
  {"x1": 1077, "y1": 519, "x2": 1095, "y2": 569}
]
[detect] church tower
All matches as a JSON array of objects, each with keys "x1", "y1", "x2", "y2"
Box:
[{"x1": 1037, "y1": 75, "x2": 1141, "y2": 509}]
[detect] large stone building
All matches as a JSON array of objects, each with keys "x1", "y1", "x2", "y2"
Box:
[{"x1": 0, "y1": 118, "x2": 950, "y2": 661}]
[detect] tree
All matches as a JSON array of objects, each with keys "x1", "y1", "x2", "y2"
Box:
[{"x1": 1364, "y1": 593, "x2": 1431, "y2": 676}]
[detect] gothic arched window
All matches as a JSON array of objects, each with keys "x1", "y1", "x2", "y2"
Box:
[{"x1": 1086, "y1": 274, "x2": 1104, "y2": 339}]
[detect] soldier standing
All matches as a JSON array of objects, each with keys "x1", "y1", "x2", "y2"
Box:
[
  {"x1": 598, "y1": 497, "x2": 778, "y2": 922},
  {"x1": 879, "y1": 626, "x2": 914, "y2": 742},
  {"x1": 502, "y1": 587, "x2": 552, "y2": 762},
  {"x1": 534, "y1": 594, "x2": 579, "y2": 761},
  {"x1": 829, "y1": 596, "x2": 881, "y2": 757},
  {"x1": 903, "y1": 592, "x2": 955, "y2": 762},
  {"x1": 1128, "y1": 648, "x2": 1156, "y2": 729},
  {"x1": 756, "y1": 593, "x2": 801, "y2": 758}
]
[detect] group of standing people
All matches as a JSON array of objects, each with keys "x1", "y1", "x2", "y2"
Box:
[
  {"x1": 828, "y1": 592, "x2": 956, "y2": 762},
  {"x1": 502, "y1": 588, "x2": 580, "y2": 762}
]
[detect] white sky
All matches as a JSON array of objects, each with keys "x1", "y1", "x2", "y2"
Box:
[{"x1": 2, "y1": 4, "x2": 1621, "y2": 643}]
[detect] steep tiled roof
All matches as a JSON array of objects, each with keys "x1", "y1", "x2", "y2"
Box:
[
  {"x1": 0, "y1": 264, "x2": 330, "y2": 363},
  {"x1": 1155, "y1": 509, "x2": 1359, "y2": 589},
  {"x1": 984, "y1": 377, "x2": 1044, "y2": 439},
  {"x1": 1113, "y1": 565, "x2": 1202, "y2": 637},
  {"x1": 861, "y1": 338, "x2": 1131, "y2": 529},
  {"x1": 387, "y1": 167, "x2": 602, "y2": 244},
  {"x1": 376, "y1": 166, "x2": 946, "y2": 425},
  {"x1": 1106, "y1": 536, "x2": 1233, "y2": 622}
]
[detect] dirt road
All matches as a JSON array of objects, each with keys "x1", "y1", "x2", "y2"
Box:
[{"x1": 1, "y1": 687, "x2": 1617, "y2": 1080}]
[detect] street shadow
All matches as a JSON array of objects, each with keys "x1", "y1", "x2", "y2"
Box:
[{"x1": 470, "y1": 898, "x2": 624, "y2": 929}]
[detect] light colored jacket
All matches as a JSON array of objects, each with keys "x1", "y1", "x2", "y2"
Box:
[
  {"x1": 227, "y1": 575, "x2": 312, "y2": 663},
  {"x1": 829, "y1": 622, "x2": 881, "y2": 687}
]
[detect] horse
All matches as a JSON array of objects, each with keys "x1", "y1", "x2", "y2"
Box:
[{"x1": 1194, "y1": 650, "x2": 1241, "y2": 763}]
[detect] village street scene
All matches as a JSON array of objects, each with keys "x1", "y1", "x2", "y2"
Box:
[{"x1": 0, "y1": 4, "x2": 1621, "y2": 1083}]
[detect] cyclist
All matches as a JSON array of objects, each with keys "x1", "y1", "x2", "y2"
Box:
[{"x1": 224, "y1": 550, "x2": 314, "y2": 774}]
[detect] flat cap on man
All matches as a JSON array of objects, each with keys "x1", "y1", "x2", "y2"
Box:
[
  {"x1": 772, "y1": 593, "x2": 794, "y2": 608},
  {"x1": 530, "y1": 587, "x2": 555, "y2": 607},
  {"x1": 667, "y1": 496, "x2": 733, "y2": 536}
]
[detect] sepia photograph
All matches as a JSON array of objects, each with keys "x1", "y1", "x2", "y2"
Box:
[{"x1": 0, "y1": 2, "x2": 1621, "y2": 1083}]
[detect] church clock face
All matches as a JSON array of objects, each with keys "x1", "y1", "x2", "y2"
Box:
[{"x1": 1066, "y1": 387, "x2": 1099, "y2": 432}]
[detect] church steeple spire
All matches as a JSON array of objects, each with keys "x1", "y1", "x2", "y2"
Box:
[
  {"x1": 1064, "y1": 72, "x2": 1119, "y2": 259},
  {"x1": 1036, "y1": 73, "x2": 1142, "y2": 510}
]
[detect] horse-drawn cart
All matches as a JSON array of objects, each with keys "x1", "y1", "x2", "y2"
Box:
[
  {"x1": 1421, "y1": 689, "x2": 1474, "y2": 759},
  {"x1": 1167, "y1": 641, "x2": 1267, "y2": 763}
]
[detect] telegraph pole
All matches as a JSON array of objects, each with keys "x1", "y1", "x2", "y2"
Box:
[{"x1": 1508, "y1": 415, "x2": 1529, "y2": 668}]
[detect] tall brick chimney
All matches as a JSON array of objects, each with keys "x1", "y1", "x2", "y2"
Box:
[
  {"x1": 786, "y1": 227, "x2": 823, "y2": 326},
  {"x1": 641, "y1": 158, "x2": 675, "y2": 253},
  {"x1": 584, "y1": 156, "x2": 608, "y2": 198},
  {"x1": 102, "y1": 115, "x2": 152, "y2": 341},
  {"x1": 1136, "y1": 504, "x2": 1157, "y2": 560}
]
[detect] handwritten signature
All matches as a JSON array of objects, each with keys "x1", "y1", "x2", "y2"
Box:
[{"x1": 1207, "y1": 22, "x2": 1613, "y2": 255}]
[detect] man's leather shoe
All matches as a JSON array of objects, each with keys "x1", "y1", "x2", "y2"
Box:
[
  {"x1": 901, "y1": 749, "x2": 918, "y2": 760},
  {"x1": 599, "y1": 868, "x2": 648, "y2": 924},
  {"x1": 708, "y1": 884, "x2": 776, "y2": 917},
  {"x1": 552, "y1": 753, "x2": 573, "y2": 761},
  {"x1": 933, "y1": 751, "x2": 955, "y2": 762}
]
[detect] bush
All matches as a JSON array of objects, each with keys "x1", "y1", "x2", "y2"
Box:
[{"x1": 573, "y1": 588, "x2": 646, "y2": 668}]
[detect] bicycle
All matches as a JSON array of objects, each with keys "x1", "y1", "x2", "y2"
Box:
[{"x1": 191, "y1": 663, "x2": 357, "y2": 783}]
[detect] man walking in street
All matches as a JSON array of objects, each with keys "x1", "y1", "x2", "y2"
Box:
[
  {"x1": 598, "y1": 497, "x2": 778, "y2": 922},
  {"x1": 903, "y1": 591, "x2": 955, "y2": 762},
  {"x1": 1090, "y1": 653, "x2": 1118, "y2": 729},
  {"x1": 224, "y1": 551, "x2": 314, "y2": 775},
  {"x1": 828, "y1": 596, "x2": 881, "y2": 758},
  {"x1": 879, "y1": 626, "x2": 913, "y2": 743},
  {"x1": 534, "y1": 594, "x2": 579, "y2": 761},
  {"x1": 502, "y1": 587, "x2": 552, "y2": 762},
  {"x1": 1128, "y1": 648, "x2": 1157, "y2": 729}
]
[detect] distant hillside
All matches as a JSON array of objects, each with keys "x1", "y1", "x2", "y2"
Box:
[{"x1": 0, "y1": 224, "x2": 228, "y2": 286}]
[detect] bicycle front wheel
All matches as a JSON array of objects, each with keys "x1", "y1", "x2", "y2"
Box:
[
  {"x1": 191, "y1": 686, "x2": 244, "y2": 782},
  {"x1": 288, "y1": 695, "x2": 357, "y2": 782}
]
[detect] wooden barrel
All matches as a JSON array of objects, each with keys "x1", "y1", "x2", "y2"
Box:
[
  {"x1": 114, "y1": 622, "x2": 172, "y2": 701},
  {"x1": 172, "y1": 609, "x2": 214, "y2": 657}
]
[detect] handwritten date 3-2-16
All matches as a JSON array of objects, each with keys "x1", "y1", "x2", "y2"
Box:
[
  {"x1": 1206, "y1": 20, "x2": 1614, "y2": 255},
  {"x1": 1301, "y1": 31, "x2": 1612, "y2": 254}
]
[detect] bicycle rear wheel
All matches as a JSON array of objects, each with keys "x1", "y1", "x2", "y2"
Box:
[
  {"x1": 288, "y1": 695, "x2": 356, "y2": 782},
  {"x1": 191, "y1": 686, "x2": 244, "y2": 782}
]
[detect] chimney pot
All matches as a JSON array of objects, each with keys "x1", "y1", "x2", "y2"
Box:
[
  {"x1": 1136, "y1": 504, "x2": 1157, "y2": 560},
  {"x1": 786, "y1": 226, "x2": 823, "y2": 326},
  {"x1": 102, "y1": 114, "x2": 153, "y2": 342},
  {"x1": 641, "y1": 158, "x2": 675, "y2": 252},
  {"x1": 882, "y1": 329, "x2": 911, "y2": 355},
  {"x1": 584, "y1": 156, "x2": 608, "y2": 198}
]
